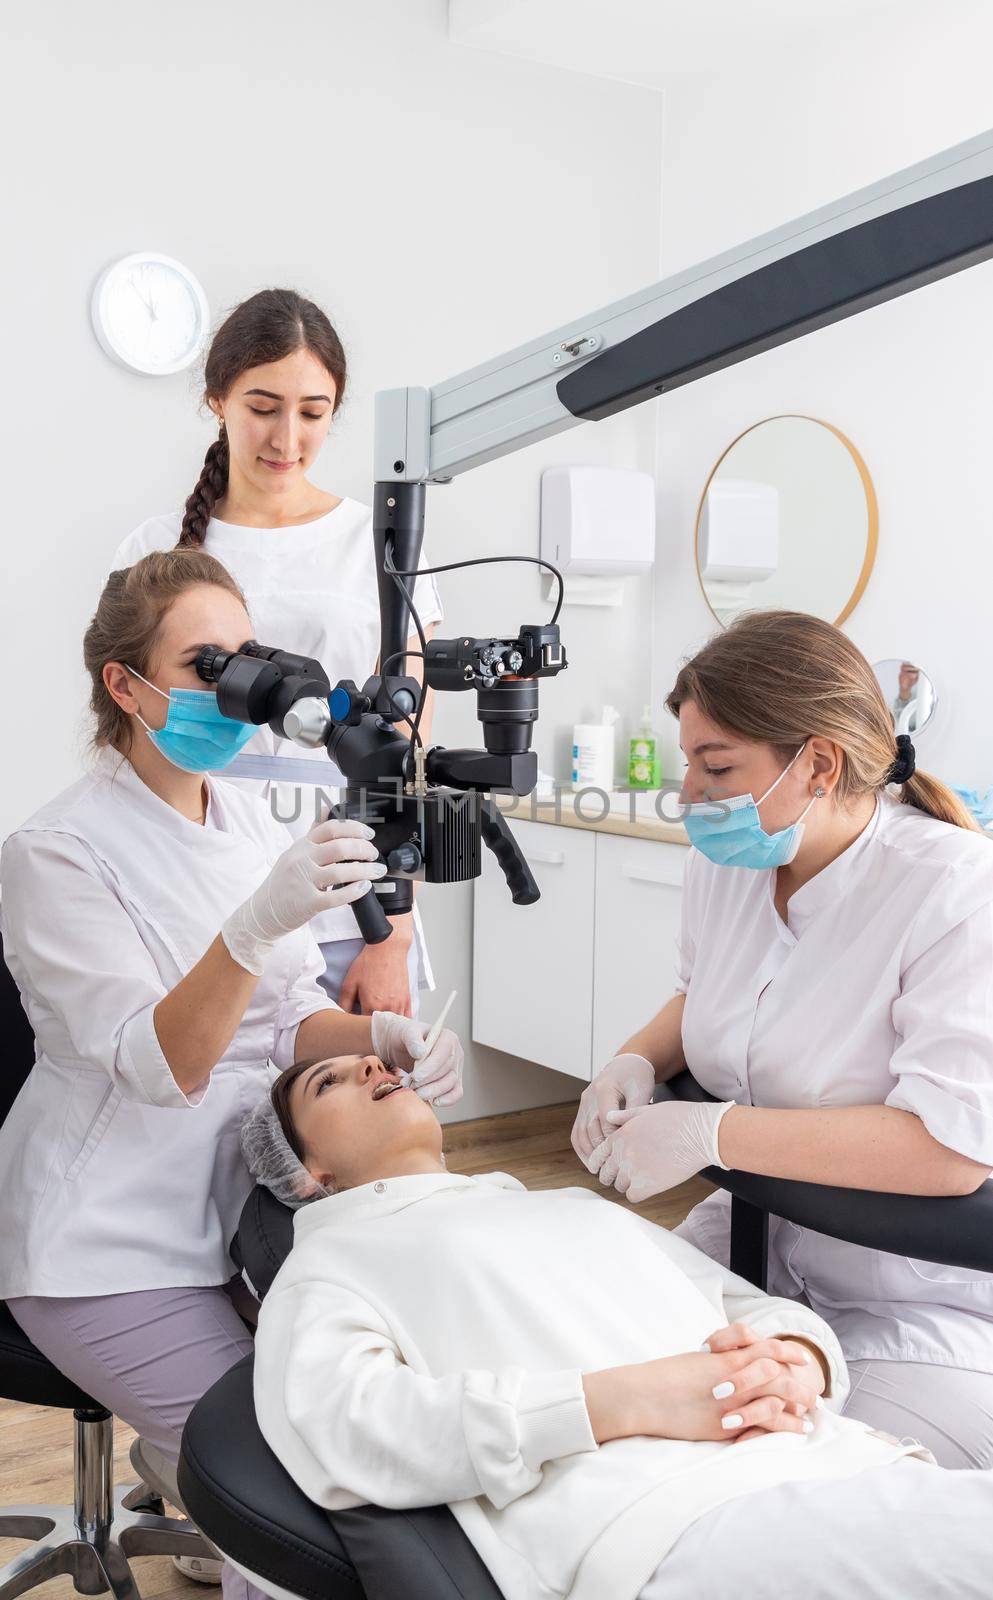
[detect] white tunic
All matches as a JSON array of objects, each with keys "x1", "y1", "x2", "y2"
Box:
[
  {"x1": 255, "y1": 1170, "x2": 922, "y2": 1600},
  {"x1": 112, "y1": 501, "x2": 443, "y2": 955},
  {"x1": 0, "y1": 750, "x2": 334, "y2": 1297},
  {"x1": 674, "y1": 793, "x2": 993, "y2": 1372}
]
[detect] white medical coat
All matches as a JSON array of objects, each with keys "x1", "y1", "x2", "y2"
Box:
[
  {"x1": 0, "y1": 750, "x2": 334, "y2": 1297},
  {"x1": 112, "y1": 501, "x2": 443, "y2": 959},
  {"x1": 675, "y1": 793, "x2": 993, "y2": 1371}
]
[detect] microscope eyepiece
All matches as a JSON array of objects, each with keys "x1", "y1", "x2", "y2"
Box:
[{"x1": 194, "y1": 644, "x2": 231, "y2": 683}]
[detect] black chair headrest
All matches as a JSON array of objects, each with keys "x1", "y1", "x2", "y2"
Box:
[{"x1": 232, "y1": 1184, "x2": 295, "y2": 1300}]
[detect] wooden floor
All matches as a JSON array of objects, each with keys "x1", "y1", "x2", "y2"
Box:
[{"x1": 0, "y1": 1100, "x2": 711, "y2": 1598}]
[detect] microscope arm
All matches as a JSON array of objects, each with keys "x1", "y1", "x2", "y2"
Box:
[{"x1": 375, "y1": 128, "x2": 993, "y2": 486}]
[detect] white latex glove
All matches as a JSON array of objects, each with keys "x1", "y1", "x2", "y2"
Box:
[
  {"x1": 370, "y1": 1012, "x2": 465, "y2": 1106},
  {"x1": 222, "y1": 819, "x2": 386, "y2": 976},
  {"x1": 571, "y1": 1054, "x2": 656, "y2": 1164},
  {"x1": 587, "y1": 1098, "x2": 735, "y2": 1204}
]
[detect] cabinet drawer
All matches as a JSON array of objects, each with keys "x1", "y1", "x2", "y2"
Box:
[
  {"x1": 472, "y1": 819, "x2": 595, "y2": 1079},
  {"x1": 591, "y1": 834, "x2": 687, "y2": 1073}
]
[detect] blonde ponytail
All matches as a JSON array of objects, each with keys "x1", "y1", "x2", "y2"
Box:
[
  {"x1": 666, "y1": 611, "x2": 981, "y2": 834},
  {"x1": 900, "y1": 769, "x2": 980, "y2": 832}
]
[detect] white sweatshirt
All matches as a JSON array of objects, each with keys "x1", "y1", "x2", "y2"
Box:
[{"x1": 254, "y1": 1172, "x2": 926, "y2": 1600}]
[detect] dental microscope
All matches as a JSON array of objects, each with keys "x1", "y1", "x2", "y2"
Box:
[{"x1": 196, "y1": 125, "x2": 993, "y2": 945}]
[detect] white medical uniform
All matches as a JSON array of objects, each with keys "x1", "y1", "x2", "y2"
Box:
[
  {"x1": 0, "y1": 749, "x2": 334, "y2": 1298},
  {"x1": 674, "y1": 792, "x2": 993, "y2": 1377},
  {"x1": 112, "y1": 501, "x2": 443, "y2": 983}
]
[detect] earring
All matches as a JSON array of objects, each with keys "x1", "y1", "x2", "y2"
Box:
[{"x1": 815, "y1": 786, "x2": 826, "y2": 798}]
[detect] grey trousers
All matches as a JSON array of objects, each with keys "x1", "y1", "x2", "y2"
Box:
[
  {"x1": 8, "y1": 1283, "x2": 262, "y2": 1600},
  {"x1": 637, "y1": 1457, "x2": 993, "y2": 1599},
  {"x1": 842, "y1": 1358, "x2": 993, "y2": 1470}
]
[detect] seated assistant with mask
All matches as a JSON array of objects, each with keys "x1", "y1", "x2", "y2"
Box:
[
  {"x1": 0, "y1": 549, "x2": 463, "y2": 1600},
  {"x1": 247, "y1": 1053, "x2": 993, "y2": 1600}
]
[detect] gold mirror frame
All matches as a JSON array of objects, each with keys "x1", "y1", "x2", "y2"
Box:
[{"x1": 694, "y1": 414, "x2": 879, "y2": 629}]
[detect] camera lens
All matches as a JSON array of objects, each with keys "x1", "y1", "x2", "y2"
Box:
[{"x1": 477, "y1": 682, "x2": 538, "y2": 754}]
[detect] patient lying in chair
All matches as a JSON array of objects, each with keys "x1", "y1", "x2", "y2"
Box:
[{"x1": 246, "y1": 1055, "x2": 993, "y2": 1600}]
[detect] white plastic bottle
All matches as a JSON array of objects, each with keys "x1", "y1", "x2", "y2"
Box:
[{"x1": 572, "y1": 706, "x2": 618, "y2": 792}]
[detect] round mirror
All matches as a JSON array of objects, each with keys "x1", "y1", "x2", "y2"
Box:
[
  {"x1": 872, "y1": 659, "x2": 937, "y2": 737},
  {"x1": 695, "y1": 415, "x2": 878, "y2": 627}
]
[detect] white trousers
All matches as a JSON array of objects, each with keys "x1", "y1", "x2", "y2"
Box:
[{"x1": 637, "y1": 1457, "x2": 993, "y2": 1599}]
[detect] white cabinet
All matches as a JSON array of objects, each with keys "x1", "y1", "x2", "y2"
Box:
[
  {"x1": 591, "y1": 833, "x2": 686, "y2": 1070},
  {"x1": 471, "y1": 818, "x2": 596, "y2": 1078},
  {"x1": 471, "y1": 819, "x2": 687, "y2": 1082}
]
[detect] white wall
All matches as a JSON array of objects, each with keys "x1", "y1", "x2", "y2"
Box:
[
  {"x1": 652, "y1": 1, "x2": 993, "y2": 793},
  {"x1": 1, "y1": 0, "x2": 663, "y2": 1120}
]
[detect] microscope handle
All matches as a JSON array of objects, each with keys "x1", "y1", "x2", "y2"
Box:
[
  {"x1": 480, "y1": 806, "x2": 541, "y2": 906},
  {"x1": 351, "y1": 884, "x2": 394, "y2": 945}
]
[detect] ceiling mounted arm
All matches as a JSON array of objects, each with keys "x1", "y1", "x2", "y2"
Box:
[{"x1": 375, "y1": 128, "x2": 993, "y2": 484}]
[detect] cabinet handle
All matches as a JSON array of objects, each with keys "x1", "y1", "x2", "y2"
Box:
[
  {"x1": 621, "y1": 861, "x2": 683, "y2": 887},
  {"x1": 523, "y1": 850, "x2": 566, "y2": 866}
]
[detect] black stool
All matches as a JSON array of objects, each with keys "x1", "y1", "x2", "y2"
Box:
[
  {"x1": 0, "y1": 943, "x2": 212, "y2": 1599},
  {"x1": 178, "y1": 1186, "x2": 503, "y2": 1600}
]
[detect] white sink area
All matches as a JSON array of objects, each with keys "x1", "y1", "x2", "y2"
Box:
[{"x1": 607, "y1": 788, "x2": 685, "y2": 822}]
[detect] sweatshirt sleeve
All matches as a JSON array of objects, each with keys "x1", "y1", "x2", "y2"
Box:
[
  {"x1": 0, "y1": 830, "x2": 202, "y2": 1109},
  {"x1": 253, "y1": 1279, "x2": 596, "y2": 1512},
  {"x1": 627, "y1": 1213, "x2": 849, "y2": 1405}
]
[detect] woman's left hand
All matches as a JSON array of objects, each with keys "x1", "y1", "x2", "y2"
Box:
[
  {"x1": 701, "y1": 1322, "x2": 826, "y2": 1442},
  {"x1": 370, "y1": 1011, "x2": 465, "y2": 1106},
  {"x1": 587, "y1": 1099, "x2": 735, "y2": 1202},
  {"x1": 339, "y1": 921, "x2": 414, "y2": 1016}
]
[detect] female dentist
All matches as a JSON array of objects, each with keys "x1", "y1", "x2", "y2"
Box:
[
  {"x1": 113, "y1": 287, "x2": 443, "y2": 1017},
  {"x1": 573, "y1": 610, "x2": 993, "y2": 1469},
  {"x1": 0, "y1": 549, "x2": 462, "y2": 1600}
]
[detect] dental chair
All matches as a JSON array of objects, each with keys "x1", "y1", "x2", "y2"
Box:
[
  {"x1": 177, "y1": 1183, "x2": 503, "y2": 1599},
  {"x1": 0, "y1": 944, "x2": 213, "y2": 1599},
  {"x1": 653, "y1": 1072, "x2": 993, "y2": 1288}
]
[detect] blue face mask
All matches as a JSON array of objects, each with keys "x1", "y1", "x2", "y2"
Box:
[
  {"x1": 127, "y1": 667, "x2": 257, "y2": 774},
  {"x1": 683, "y1": 743, "x2": 820, "y2": 870}
]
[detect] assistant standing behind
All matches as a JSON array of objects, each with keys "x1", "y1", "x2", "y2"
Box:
[{"x1": 113, "y1": 288, "x2": 443, "y2": 1021}]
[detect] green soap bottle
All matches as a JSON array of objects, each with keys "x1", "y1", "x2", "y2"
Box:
[{"x1": 628, "y1": 705, "x2": 661, "y2": 790}]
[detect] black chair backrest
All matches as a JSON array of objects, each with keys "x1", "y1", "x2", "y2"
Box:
[{"x1": 0, "y1": 936, "x2": 36, "y2": 1129}]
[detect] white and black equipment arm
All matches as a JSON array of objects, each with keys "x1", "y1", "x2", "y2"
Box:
[{"x1": 375, "y1": 127, "x2": 993, "y2": 486}]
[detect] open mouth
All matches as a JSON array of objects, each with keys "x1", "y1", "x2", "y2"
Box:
[{"x1": 371, "y1": 1081, "x2": 406, "y2": 1102}]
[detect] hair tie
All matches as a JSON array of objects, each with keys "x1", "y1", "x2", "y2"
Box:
[{"x1": 888, "y1": 733, "x2": 916, "y2": 785}]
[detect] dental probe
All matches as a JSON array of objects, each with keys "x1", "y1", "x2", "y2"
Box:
[
  {"x1": 422, "y1": 989, "x2": 457, "y2": 1056},
  {"x1": 400, "y1": 989, "x2": 457, "y2": 1085}
]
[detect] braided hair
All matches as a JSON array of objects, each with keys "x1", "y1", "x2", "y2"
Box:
[{"x1": 178, "y1": 288, "x2": 348, "y2": 548}]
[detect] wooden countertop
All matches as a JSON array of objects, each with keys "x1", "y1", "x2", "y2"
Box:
[{"x1": 495, "y1": 792, "x2": 689, "y2": 845}]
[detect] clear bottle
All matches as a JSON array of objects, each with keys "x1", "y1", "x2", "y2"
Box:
[{"x1": 628, "y1": 705, "x2": 660, "y2": 790}]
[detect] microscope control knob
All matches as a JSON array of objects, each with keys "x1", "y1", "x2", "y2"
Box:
[
  {"x1": 282, "y1": 696, "x2": 333, "y2": 748},
  {"x1": 329, "y1": 681, "x2": 370, "y2": 726},
  {"x1": 386, "y1": 843, "x2": 422, "y2": 875}
]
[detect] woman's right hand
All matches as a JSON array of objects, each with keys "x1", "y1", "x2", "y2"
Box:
[
  {"x1": 222, "y1": 819, "x2": 387, "y2": 976},
  {"x1": 583, "y1": 1338, "x2": 816, "y2": 1446},
  {"x1": 571, "y1": 1054, "x2": 656, "y2": 1164}
]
